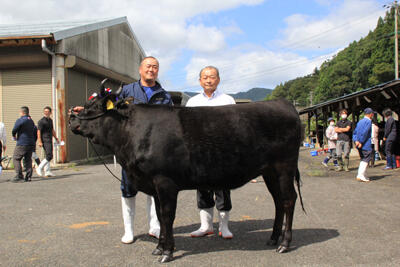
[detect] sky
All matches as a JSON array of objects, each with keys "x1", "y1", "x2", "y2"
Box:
[{"x1": 0, "y1": 0, "x2": 390, "y2": 93}]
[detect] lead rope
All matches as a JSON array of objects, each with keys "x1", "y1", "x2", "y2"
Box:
[{"x1": 88, "y1": 139, "x2": 121, "y2": 182}]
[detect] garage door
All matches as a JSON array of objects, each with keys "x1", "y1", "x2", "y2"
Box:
[{"x1": 1, "y1": 68, "x2": 52, "y2": 159}]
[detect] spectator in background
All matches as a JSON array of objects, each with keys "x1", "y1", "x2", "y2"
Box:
[
  {"x1": 370, "y1": 116, "x2": 379, "y2": 167},
  {"x1": 322, "y1": 117, "x2": 338, "y2": 168},
  {"x1": 0, "y1": 121, "x2": 6, "y2": 164},
  {"x1": 353, "y1": 108, "x2": 374, "y2": 182},
  {"x1": 383, "y1": 109, "x2": 397, "y2": 170},
  {"x1": 187, "y1": 65, "x2": 236, "y2": 239},
  {"x1": 11, "y1": 106, "x2": 37, "y2": 182},
  {"x1": 36, "y1": 106, "x2": 59, "y2": 177},
  {"x1": 335, "y1": 109, "x2": 353, "y2": 172}
]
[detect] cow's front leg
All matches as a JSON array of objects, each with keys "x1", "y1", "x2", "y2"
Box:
[{"x1": 153, "y1": 176, "x2": 179, "y2": 263}]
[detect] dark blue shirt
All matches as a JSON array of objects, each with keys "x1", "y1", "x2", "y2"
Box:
[
  {"x1": 120, "y1": 80, "x2": 173, "y2": 105},
  {"x1": 12, "y1": 115, "x2": 37, "y2": 146},
  {"x1": 142, "y1": 85, "x2": 157, "y2": 101}
]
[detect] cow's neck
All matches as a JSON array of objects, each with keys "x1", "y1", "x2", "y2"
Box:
[{"x1": 95, "y1": 115, "x2": 131, "y2": 156}]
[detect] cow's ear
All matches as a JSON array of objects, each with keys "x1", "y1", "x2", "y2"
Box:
[
  {"x1": 106, "y1": 99, "x2": 114, "y2": 110},
  {"x1": 115, "y1": 97, "x2": 134, "y2": 109},
  {"x1": 102, "y1": 94, "x2": 118, "y2": 111}
]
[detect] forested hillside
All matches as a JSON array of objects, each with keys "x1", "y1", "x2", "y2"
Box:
[{"x1": 267, "y1": 9, "x2": 397, "y2": 106}]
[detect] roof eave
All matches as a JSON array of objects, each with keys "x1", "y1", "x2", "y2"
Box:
[
  {"x1": 0, "y1": 35, "x2": 55, "y2": 47},
  {"x1": 52, "y1": 17, "x2": 127, "y2": 41}
]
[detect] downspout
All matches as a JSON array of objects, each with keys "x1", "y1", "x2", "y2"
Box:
[{"x1": 41, "y1": 39, "x2": 58, "y2": 163}]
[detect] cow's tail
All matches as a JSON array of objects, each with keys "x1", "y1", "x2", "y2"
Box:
[{"x1": 295, "y1": 168, "x2": 306, "y2": 214}]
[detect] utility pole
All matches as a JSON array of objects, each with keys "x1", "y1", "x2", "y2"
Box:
[
  {"x1": 395, "y1": 1, "x2": 399, "y2": 79},
  {"x1": 385, "y1": 1, "x2": 400, "y2": 79},
  {"x1": 309, "y1": 91, "x2": 313, "y2": 106}
]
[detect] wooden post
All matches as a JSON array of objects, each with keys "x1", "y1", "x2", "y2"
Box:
[
  {"x1": 315, "y1": 112, "x2": 319, "y2": 148},
  {"x1": 322, "y1": 109, "x2": 327, "y2": 148}
]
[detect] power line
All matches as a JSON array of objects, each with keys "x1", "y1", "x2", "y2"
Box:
[
  {"x1": 165, "y1": 11, "x2": 384, "y2": 82},
  {"x1": 180, "y1": 53, "x2": 331, "y2": 91}
]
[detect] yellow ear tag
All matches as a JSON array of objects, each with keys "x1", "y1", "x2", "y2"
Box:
[{"x1": 106, "y1": 100, "x2": 114, "y2": 110}]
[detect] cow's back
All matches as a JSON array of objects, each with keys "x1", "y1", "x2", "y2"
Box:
[{"x1": 175, "y1": 99, "x2": 301, "y2": 189}]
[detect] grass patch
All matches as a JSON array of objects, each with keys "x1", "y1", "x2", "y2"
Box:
[{"x1": 306, "y1": 169, "x2": 327, "y2": 177}]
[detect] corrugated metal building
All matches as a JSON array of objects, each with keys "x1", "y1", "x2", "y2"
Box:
[{"x1": 0, "y1": 17, "x2": 145, "y2": 162}]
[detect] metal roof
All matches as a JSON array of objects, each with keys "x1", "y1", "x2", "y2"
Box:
[
  {"x1": 298, "y1": 79, "x2": 400, "y2": 115},
  {"x1": 0, "y1": 17, "x2": 127, "y2": 41}
]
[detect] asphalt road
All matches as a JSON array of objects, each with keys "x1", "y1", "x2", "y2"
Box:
[{"x1": 0, "y1": 148, "x2": 399, "y2": 266}]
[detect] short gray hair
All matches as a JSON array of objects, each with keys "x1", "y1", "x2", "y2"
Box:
[
  {"x1": 140, "y1": 56, "x2": 159, "y2": 66},
  {"x1": 199, "y1": 66, "x2": 220, "y2": 78}
]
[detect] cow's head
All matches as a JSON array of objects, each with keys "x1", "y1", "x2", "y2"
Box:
[{"x1": 69, "y1": 79, "x2": 126, "y2": 142}]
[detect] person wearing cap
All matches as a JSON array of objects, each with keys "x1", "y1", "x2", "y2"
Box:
[
  {"x1": 353, "y1": 108, "x2": 374, "y2": 182},
  {"x1": 383, "y1": 109, "x2": 397, "y2": 170},
  {"x1": 335, "y1": 109, "x2": 353, "y2": 171},
  {"x1": 322, "y1": 117, "x2": 338, "y2": 168}
]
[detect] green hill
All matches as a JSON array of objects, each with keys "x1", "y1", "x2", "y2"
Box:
[
  {"x1": 184, "y1": 87, "x2": 272, "y2": 101},
  {"x1": 231, "y1": 87, "x2": 272, "y2": 101},
  {"x1": 267, "y1": 9, "x2": 397, "y2": 106}
]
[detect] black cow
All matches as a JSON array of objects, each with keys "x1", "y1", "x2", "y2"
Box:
[{"x1": 69, "y1": 84, "x2": 304, "y2": 263}]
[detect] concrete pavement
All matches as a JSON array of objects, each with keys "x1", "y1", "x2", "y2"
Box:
[{"x1": 0, "y1": 148, "x2": 399, "y2": 266}]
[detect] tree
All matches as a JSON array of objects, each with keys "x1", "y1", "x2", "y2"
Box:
[{"x1": 268, "y1": 9, "x2": 397, "y2": 106}]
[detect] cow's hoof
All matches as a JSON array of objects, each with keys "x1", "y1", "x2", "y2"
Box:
[
  {"x1": 152, "y1": 248, "x2": 163, "y2": 256},
  {"x1": 276, "y1": 245, "x2": 289, "y2": 253},
  {"x1": 159, "y1": 254, "x2": 173, "y2": 263},
  {"x1": 267, "y1": 239, "x2": 278, "y2": 246}
]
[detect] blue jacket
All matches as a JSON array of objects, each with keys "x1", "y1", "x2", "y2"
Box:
[
  {"x1": 120, "y1": 80, "x2": 173, "y2": 106},
  {"x1": 352, "y1": 117, "x2": 372, "y2": 151},
  {"x1": 12, "y1": 115, "x2": 37, "y2": 146}
]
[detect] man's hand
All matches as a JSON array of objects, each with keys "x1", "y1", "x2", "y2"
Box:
[
  {"x1": 38, "y1": 142, "x2": 43, "y2": 147},
  {"x1": 355, "y1": 141, "x2": 362, "y2": 149},
  {"x1": 69, "y1": 106, "x2": 84, "y2": 115},
  {"x1": 383, "y1": 137, "x2": 387, "y2": 141}
]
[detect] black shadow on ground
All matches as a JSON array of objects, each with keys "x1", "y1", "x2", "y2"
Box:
[
  {"x1": 369, "y1": 175, "x2": 389, "y2": 181},
  {"x1": 0, "y1": 172, "x2": 91, "y2": 183},
  {"x1": 136, "y1": 219, "x2": 339, "y2": 259}
]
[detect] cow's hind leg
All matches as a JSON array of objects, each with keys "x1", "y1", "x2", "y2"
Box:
[
  {"x1": 263, "y1": 167, "x2": 297, "y2": 253},
  {"x1": 153, "y1": 176, "x2": 179, "y2": 263},
  {"x1": 151, "y1": 197, "x2": 164, "y2": 256},
  {"x1": 262, "y1": 168, "x2": 283, "y2": 246}
]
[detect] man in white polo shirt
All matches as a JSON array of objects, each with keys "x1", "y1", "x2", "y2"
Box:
[{"x1": 186, "y1": 66, "x2": 236, "y2": 239}]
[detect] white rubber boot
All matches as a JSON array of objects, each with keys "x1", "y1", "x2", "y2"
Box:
[
  {"x1": 218, "y1": 211, "x2": 233, "y2": 239},
  {"x1": 44, "y1": 160, "x2": 55, "y2": 177},
  {"x1": 36, "y1": 159, "x2": 47, "y2": 177},
  {"x1": 356, "y1": 161, "x2": 370, "y2": 182},
  {"x1": 147, "y1": 195, "x2": 160, "y2": 239},
  {"x1": 121, "y1": 196, "x2": 136, "y2": 244},
  {"x1": 190, "y1": 208, "x2": 214, "y2": 237}
]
